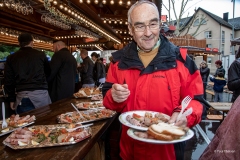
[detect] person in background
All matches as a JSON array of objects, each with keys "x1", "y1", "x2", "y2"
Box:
[
  {"x1": 48, "y1": 40, "x2": 77, "y2": 102},
  {"x1": 4, "y1": 33, "x2": 51, "y2": 114},
  {"x1": 105, "y1": 56, "x2": 113, "y2": 74},
  {"x1": 91, "y1": 52, "x2": 106, "y2": 86},
  {"x1": 209, "y1": 72, "x2": 226, "y2": 102},
  {"x1": 199, "y1": 61, "x2": 210, "y2": 100},
  {"x1": 227, "y1": 47, "x2": 240, "y2": 102},
  {"x1": 79, "y1": 49, "x2": 95, "y2": 88},
  {"x1": 102, "y1": 1, "x2": 206, "y2": 160},
  {"x1": 214, "y1": 60, "x2": 225, "y2": 77}
]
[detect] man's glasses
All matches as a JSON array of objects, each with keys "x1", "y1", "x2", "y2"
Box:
[{"x1": 131, "y1": 22, "x2": 160, "y2": 32}]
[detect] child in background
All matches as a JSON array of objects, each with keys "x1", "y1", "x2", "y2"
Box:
[{"x1": 209, "y1": 72, "x2": 227, "y2": 102}]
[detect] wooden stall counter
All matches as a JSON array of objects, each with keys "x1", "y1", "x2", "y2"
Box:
[{"x1": 0, "y1": 97, "x2": 118, "y2": 160}]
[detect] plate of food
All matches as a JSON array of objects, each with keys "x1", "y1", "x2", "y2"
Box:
[
  {"x1": 75, "y1": 101, "x2": 104, "y2": 110},
  {"x1": 3, "y1": 123, "x2": 92, "y2": 149},
  {"x1": 0, "y1": 114, "x2": 36, "y2": 136},
  {"x1": 73, "y1": 87, "x2": 101, "y2": 98},
  {"x1": 57, "y1": 109, "x2": 116, "y2": 124},
  {"x1": 119, "y1": 110, "x2": 170, "y2": 131},
  {"x1": 127, "y1": 123, "x2": 194, "y2": 144},
  {"x1": 91, "y1": 94, "x2": 103, "y2": 101}
]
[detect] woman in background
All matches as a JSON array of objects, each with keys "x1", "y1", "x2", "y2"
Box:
[{"x1": 200, "y1": 61, "x2": 210, "y2": 100}]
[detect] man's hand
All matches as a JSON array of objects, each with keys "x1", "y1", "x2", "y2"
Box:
[
  {"x1": 168, "y1": 112, "x2": 188, "y2": 128},
  {"x1": 111, "y1": 83, "x2": 130, "y2": 103},
  {"x1": 10, "y1": 102, "x2": 15, "y2": 110}
]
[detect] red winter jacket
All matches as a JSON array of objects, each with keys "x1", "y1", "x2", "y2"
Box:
[{"x1": 103, "y1": 35, "x2": 205, "y2": 160}]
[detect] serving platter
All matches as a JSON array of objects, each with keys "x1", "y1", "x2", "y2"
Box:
[
  {"x1": 3, "y1": 123, "x2": 92, "y2": 149},
  {"x1": 0, "y1": 115, "x2": 36, "y2": 136},
  {"x1": 127, "y1": 128, "x2": 194, "y2": 144},
  {"x1": 57, "y1": 109, "x2": 116, "y2": 124},
  {"x1": 75, "y1": 101, "x2": 104, "y2": 110},
  {"x1": 119, "y1": 110, "x2": 170, "y2": 131}
]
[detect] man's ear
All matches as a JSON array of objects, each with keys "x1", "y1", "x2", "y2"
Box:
[{"x1": 128, "y1": 24, "x2": 133, "y2": 36}]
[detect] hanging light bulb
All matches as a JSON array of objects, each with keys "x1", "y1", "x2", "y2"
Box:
[
  {"x1": 60, "y1": 4, "x2": 63, "y2": 9},
  {"x1": 127, "y1": 0, "x2": 131, "y2": 5},
  {"x1": 94, "y1": 0, "x2": 98, "y2": 4},
  {"x1": 102, "y1": 0, "x2": 106, "y2": 4},
  {"x1": 79, "y1": 0, "x2": 83, "y2": 3},
  {"x1": 110, "y1": 0, "x2": 114, "y2": 5},
  {"x1": 53, "y1": 1, "x2": 57, "y2": 5},
  {"x1": 87, "y1": 0, "x2": 91, "y2": 4},
  {"x1": 119, "y1": 0, "x2": 123, "y2": 5}
]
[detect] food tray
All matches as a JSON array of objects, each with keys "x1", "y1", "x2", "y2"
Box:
[
  {"x1": 0, "y1": 115, "x2": 36, "y2": 136},
  {"x1": 57, "y1": 109, "x2": 116, "y2": 124},
  {"x1": 75, "y1": 101, "x2": 104, "y2": 110},
  {"x1": 0, "y1": 122, "x2": 35, "y2": 137},
  {"x1": 3, "y1": 124, "x2": 92, "y2": 149},
  {"x1": 91, "y1": 94, "x2": 103, "y2": 101}
]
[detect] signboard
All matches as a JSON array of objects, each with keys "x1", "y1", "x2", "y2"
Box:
[{"x1": 161, "y1": 15, "x2": 167, "y2": 22}]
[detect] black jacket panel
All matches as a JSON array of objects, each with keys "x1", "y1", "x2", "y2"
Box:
[
  {"x1": 227, "y1": 59, "x2": 240, "y2": 102},
  {"x1": 4, "y1": 47, "x2": 50, "y2": 102},
  {"x1": 48, "y1": 48, "x2": 77, "y2": 102},
  {"x1": 79, "y1": 56, "x2": 95, "y2": 84},
  {"x1": 93, "y1": 59, "x2": 106, "y2": 82}
]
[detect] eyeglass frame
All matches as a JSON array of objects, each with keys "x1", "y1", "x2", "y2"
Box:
[{"x1": 129, "y1": 18, "x2": 160, "y2": 32}]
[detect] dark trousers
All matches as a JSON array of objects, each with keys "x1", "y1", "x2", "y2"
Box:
[
  {"x1": 16, "y1": 98, "x2": 35, "y2": 114},
  {"x1": 174, "y1": 141, "x2": 186, "y2": 160}
]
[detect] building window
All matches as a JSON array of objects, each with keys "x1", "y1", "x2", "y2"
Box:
[
  {"x1": 206, "y1": 44, "x2": 212, "y2": 48},
  {"x1": 221, "y1": 44, "x2": 225, "y2": 55},
  {"x1": 222, "y1": 31, "x2": 225, "y2": 43},
  {"x1": 204, "y1": 31, "x2": 212, "y2": 39},
  {"x1": 193, "y1": 19, "x2": 199, "y2": 26},
  {"x1": 193, "y1": 18, "x2": 207, "y2": 26}
]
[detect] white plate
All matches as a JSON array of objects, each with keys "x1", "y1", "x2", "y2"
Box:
[
  {"x1": 127, "y1": 128, "x2": 194, "y2": 144},
  {"x1": 118, "y1": 110, "x2": 170, "y2": 131}
]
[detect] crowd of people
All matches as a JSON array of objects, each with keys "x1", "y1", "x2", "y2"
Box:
[{"x1": 3, "y1": 33, "x2": 109, "y2": 114}]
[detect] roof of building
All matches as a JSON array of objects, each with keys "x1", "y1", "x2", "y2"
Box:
[
  {"x1": 229, "y1": 17, "x2": 240, "y2": 30},
  {"x1": 197, "y1": 7, "x2": 233, "y2": 29}
]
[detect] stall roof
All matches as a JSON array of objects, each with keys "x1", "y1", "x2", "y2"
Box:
[
  {"x1": 180, "y1": 46, "x2": 221, "y2": 55},
  {"x1": 231, "y1": 37, "x2": 240, "y2": 46}
]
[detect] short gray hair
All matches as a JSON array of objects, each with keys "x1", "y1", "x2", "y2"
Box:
[{"x1": 127, "y1": 0, "x2": 159, "y2": 24}]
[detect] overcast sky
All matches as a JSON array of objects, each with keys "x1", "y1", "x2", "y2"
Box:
[{"x1": 161, "y1": 0, "x2": 240, "y2": 20}]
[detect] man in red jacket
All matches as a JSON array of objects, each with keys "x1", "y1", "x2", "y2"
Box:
[{"x1": 102, "y1": 1, "x2": 208, "y2": 160}]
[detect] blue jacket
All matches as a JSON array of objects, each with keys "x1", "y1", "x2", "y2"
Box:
[{"x1": 210, "y1": 77, "x2": 226, "y2": 92}]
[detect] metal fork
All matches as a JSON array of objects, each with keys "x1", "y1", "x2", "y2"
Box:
[
  {"x1": 66, "y1": 123, "x2": 93, "y2": 132},
  {"x1": 177, "y1": 96, "x2": 192, "y2": 121},
  {"x1": 2, "y1": 102, "x2": 8, "y2": 129},
  {"x1": 71, "y1": 103, "x2": 85, "y2": 119}
]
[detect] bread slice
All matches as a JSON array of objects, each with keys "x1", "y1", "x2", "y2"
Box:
[{"x1": 148, "y1": 123, "x2": 185, "y2": 141}]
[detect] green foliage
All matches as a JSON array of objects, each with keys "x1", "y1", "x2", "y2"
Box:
[
  {"x1": 45, "y1": 51, "x2": 54, "y2": 58},
  {"x1": 0, "y1": 44, "x2": 18, "y2": 60}
]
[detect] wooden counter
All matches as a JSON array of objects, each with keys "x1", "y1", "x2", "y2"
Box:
[{"x1": 0, "y1": 97, "x2": 118, "y2": 160}]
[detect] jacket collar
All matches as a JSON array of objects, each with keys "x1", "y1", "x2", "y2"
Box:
[{"x1": 113, "y1": 34, "x2": 180, "y2": 74}]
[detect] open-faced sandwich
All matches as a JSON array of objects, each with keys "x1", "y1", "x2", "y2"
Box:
[{"x1": 147, "y1": 123, "x2": 188, "y2": 141}]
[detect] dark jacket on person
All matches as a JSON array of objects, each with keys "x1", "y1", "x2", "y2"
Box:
[
  {"x1": 200, "y1": 66, "x2": 210, "y2": 83},
  {"x1": 48, "y1": 48, "x2": 77, "y2": 102},
  {"x1": 210, "y1": 76, "x2": 226, "y2": 92},
  {"x1": 79, "y1": 56, "x2": 95, "y2": 84},
  {"x1": 227, "y1": 58, "x2": 240, "y2": 102},
  {"x1": 214, "y1": 66, "x2": 225, "y2": 77},
  {"x1": 93, "y1": 59, "x2": 106, "y2": 82},
  {"x1": 4, "y1": 47, "x2": 50, "y2": 102}
]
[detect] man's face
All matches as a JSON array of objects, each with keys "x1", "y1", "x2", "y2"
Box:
[
  {"x1": 91, "y1": 56, "x2": 97, "y2": 62},
  {"x1": 128, "y1": 4, "x2": 160, "y2": 52}
]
